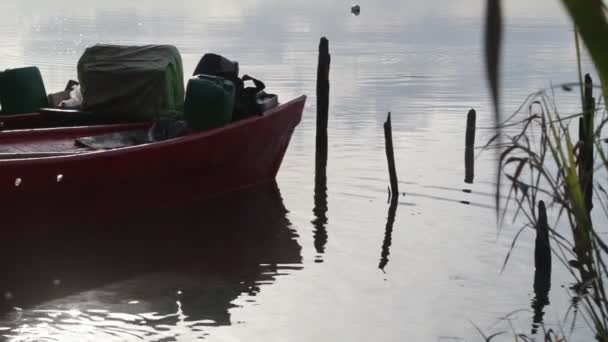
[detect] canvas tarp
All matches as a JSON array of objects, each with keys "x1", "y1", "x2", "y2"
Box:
[{"x1": 77, "y1": 44, "x2": 185, "y2": 120}]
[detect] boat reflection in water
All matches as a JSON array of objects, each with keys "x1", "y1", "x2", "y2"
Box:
[{"x1": 0, "y1": 181, "x2": 302, "y2": 340}]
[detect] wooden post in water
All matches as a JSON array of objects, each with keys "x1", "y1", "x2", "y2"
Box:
[
  {"x1": 579, "y1": 74, "x2": 594, "y2": 213},
  {"x1": 572, "y1": 74, "x2": 595, "y2": 282},
  {"x1": 535, "y1": 200, "x2": 552, "y2": 278},
  {"x1": 465, "y1": 109, "x2": 477, "y2": 147},
  {"x1": 314, "y1": 37, "x2": 330, "y2": 259},
  {"x1": 464, "y1": 109, "x2": 476, "y2": 184},
  {"x1": 315, "y1": 37, "x2": 330, "y2": 182},
  {"x1": 384, "y1": 112, "x2": 398, "y2": 199}
]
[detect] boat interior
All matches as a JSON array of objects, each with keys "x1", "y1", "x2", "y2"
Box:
[{"x1": 0, "y1": 126, "x2": 151, "y2": 160}]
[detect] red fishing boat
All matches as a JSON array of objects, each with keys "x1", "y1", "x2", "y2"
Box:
[{"x1": 0, "y1": 95, "x2": 305, "y2": 232}]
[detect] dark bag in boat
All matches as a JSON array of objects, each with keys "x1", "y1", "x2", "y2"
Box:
[
  {"x1": 193, "y1": 53, "x2": 267, "y2": 121},
  {"x1": 193, "y1": 53, "x2": 239, "y2": 84},
  {"x1": 233, "y1": 74, "x2": 266, "y2": 121}
]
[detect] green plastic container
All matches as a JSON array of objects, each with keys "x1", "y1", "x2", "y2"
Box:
[
  {"x1": 0, "y1": 66, "x2": 48, "y2": 115},
  {"x1": 184, "y1": 75, "x2": 235, "y2": 131}
]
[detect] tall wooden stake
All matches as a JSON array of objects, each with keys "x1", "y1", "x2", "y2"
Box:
[
  {"x1": 465, "y1": 109, "x2": 476, "y2": 184},
  {"x1": 535, "y1": 201, "x2": 552, "y2": 278},
  {"x1": 315, "y1": 37, "x2": 330, "y2": 182},
  {"x1": 579, "y1": 74, "x2": 594, "y2": 213},
  {"x1": 384, "y1": 112, "x2": 398, "y2": 199},
  {"x1": 314, "y1": 37, "x2": 330, "y2": 258}
]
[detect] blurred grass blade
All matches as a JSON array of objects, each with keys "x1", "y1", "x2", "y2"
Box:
[
  {"x1": 560, "y1": 0, "x2": 608, "y2": 101},
  {"x1": 485, "y1": 0, "x2": 503, "y2": 219},
  {"x1": 485, "y1": 0, "x2": 502, "y2": 110}
]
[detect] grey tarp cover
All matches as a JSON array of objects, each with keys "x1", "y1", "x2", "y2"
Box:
[{"x1": 77, "y1": 44, "x2": 185, "y2": 120}]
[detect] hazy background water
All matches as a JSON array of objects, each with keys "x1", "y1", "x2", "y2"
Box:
[{"x1": 0, "y1": 0, "x2": 600, "y2": 341}]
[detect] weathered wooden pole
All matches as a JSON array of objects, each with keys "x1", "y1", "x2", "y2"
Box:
[
  {"x1": 384, "y1": 112, "x2": 398, "y2": 199},
  {"x1": 535, "y1": 200, "x2": 552, "y2": 278},
  {"x1": 579, "y1": 74, "x2": 594, "y2": 213},
  {"x1": 464, "y1": 109, "x2": 476, "y2": 184},
  {"x1": 571, "y1": 74, "x2": 595, "y2": 282},
  {"x1": 465, "y1": 109, "x2": 477, "y2": 147},
  {"x1": 314, "y1": 37, "x2": 330, "y2": 257},
  {"x1": 315, "y1": 37, "x2": 330, "y2": 182}
]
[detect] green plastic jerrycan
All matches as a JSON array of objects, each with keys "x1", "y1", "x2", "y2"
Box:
[
  {"x1": 184, "y1": 75, "x2": 235, "y2": 131},
  {"x1": 0, "y1": 66, "x2": 48, "y2": 116}
]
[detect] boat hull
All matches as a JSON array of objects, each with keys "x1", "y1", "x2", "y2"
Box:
[{"x1": 0, "y1": 96, "x2": 305, "y2": 233}]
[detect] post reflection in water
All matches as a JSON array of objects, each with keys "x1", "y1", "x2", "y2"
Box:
[
  {"x1": 379, "y1": 198, "x2": 399, "y2": 271},
  {"x1": 464, "y1": 146, "x2": 475, "y2": 184},
  {"x1": 531, "y1": 265, "x2": 551, "y2": 335},
  {"x1": 0, "y1": 182, "x2": 302, "y2": 341},
  {"x1": 531, "y1": 201, "x2": 552, "y2": 335},
  {"x1": 312, "y1": 175, "x2": 328, "y2": 261},
  {"x1": 464, "y1": 109, "x2": 476, "y2": 184}
]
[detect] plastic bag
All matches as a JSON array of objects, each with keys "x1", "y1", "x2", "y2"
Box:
[{"x1": 59, "y1": 85, "x2": 83, "y2": 109}]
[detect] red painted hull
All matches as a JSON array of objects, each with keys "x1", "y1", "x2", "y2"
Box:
[
  {"x1": 0, "y1": 96, "x2": 305, "y2": 232},
  {"x1": 0, "y1": 112, "x2": 45, "y2": 130}
]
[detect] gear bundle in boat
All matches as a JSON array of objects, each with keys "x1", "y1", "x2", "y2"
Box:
[{"x1": 77, "y1": 44, "x2": 185, "y2": 121}]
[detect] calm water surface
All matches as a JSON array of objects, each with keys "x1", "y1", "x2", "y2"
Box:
[{"x1": 0, "y1": 0, "x2": 601, "y2": 340}]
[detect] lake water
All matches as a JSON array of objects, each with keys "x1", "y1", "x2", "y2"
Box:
[{"x1": 0, "y1": 0, "x2": 601, "y2": 341}]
